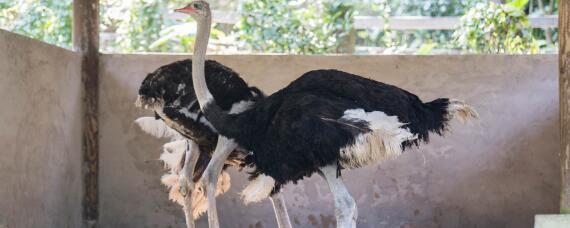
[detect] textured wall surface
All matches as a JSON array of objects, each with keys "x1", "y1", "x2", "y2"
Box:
[
  {"x1": 0, "y1": 28, "x2": 559, "y2": 228},
  {"x1": 0, "y1": 30, "x2": 83, "y2": 227},
  {"x1": 99, "y1": 54, "x2": 559, "y2": 228}
]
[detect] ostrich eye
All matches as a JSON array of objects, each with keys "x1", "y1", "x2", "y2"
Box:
[{"x1": 194, "y1": 3, "x2": 203, "y2": 10}]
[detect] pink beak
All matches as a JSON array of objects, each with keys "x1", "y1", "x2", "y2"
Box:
[{"x1": 174, "y1": 6, "x2": 197, "y2": 14}]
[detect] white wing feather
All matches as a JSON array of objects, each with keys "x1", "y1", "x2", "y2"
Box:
[{"x1": 135, "y1": 117, "x2": 181, "y2": 139}]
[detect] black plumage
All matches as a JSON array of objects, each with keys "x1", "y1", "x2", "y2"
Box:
[
  {"x1": 137, "y1": 59, "x2": 264, "y2": 180},
  {"x1": 202, "y1": 69, "x2": 474, "y2": 190},
  {"x1": 137, "y1": 56, "x2": 474, "y2": 220},
  {"x1": 178, "y1": 2, "x2": 476, "y2": 226},
  {"x1": 283, "y1": 70, "x2": 451, "y2": 146}
]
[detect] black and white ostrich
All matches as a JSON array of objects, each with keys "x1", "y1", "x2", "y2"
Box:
[
  {"x1": 176, "y1": 1, "x2": 478, "y2": 228},
  {"x1": 135, "y1": 59, "x2": 292, "y2": 228}
]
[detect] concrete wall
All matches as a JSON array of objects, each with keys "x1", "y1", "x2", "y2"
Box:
[
  {"x1": 0, "y1": 30, "x2": 83, "y2": 227},
  {"x1": 99, "y1": 54, "x2": 560, "y2": 228},
  {"x1": 0, "y1": 28, "x2": 559, "y2": 228}
]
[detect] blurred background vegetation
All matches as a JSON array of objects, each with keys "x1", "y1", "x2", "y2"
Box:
[{"x1": 0, "y1": 0, "x2": 559, "y2": 54}]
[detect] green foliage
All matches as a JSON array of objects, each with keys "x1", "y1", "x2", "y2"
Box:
[
  {"x1": 355, "y1": 0, "x2": 478, "y2": 54},
  {"x1": 453, "y1": 2, "x2": 538, "y2": 54},
  {"x1": 101, "y1": 0, "x2": 232, "y2": 53},
  {"x1": 149, "y1": 21, "x2": 230, "y2": 53},
  {"x1": 0, "y1": 0, "x2": 72, "y2": 49},
  {"x1": 236, "y1": 0, "x2": 354, "y2": 54},
  {"x1": 507, "y1": 0, "x2": 530, "y2": 10},
  {"x1": 100, "y1": 0, "x2": 168, "y2": 52},
  {"x1": 388, "y1": 0, "x2": 476, "y2": 16},
  {"x1": 0, "y1": 0, "x2": 558, "y2": 54}
]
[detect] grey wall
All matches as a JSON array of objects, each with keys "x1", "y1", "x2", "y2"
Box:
[
  {"x1": 99, "y1": 54, "x2": 560, "y2": 228},
  {"x1": 0, "y1": 28, "x2": 559, "y2": 228},
  {"x1": 0, "y1": 30, "x2": 83, "y2": 227}
]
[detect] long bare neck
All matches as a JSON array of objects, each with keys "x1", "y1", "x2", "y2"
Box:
[
  {"x1": 191, "y1": 12, "x2": 241, "y2": 137},
  {"x1": 192, "y1": 14, "x2": 213, "y2": 110}
]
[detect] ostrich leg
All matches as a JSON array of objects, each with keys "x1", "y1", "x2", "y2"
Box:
[
  {"x1": 269, "y1": 192, "x2": 293, "y2": 228},
  {"x1": 179, "y1": 140, "x2": 200, "y2": 228},
  {"x1": 201, "y1": 136, "x2": 237, "y2": 228},
  {"x1": 320, "y1": 164, "x2": 357, "y2": 228}
]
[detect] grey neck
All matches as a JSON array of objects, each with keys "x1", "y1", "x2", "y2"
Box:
[{"x1": 192, "y1": 15, "x2": 214, "y2": 110}]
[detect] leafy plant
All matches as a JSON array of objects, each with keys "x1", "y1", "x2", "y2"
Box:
[
  {"x1": 149, "y1": 21, "x2": 230, "y2": 53},
  {"x1": 100, "y1": 0, "x2": 166, "y2": 52},
  {"x1": 355, "y1": 0, "x2": 478, "y2": 54},
  {"x1": 453, "y1": 1, "x2": 538, "y2": 54},
  {"x1": 0, "y1": 0, "x2": 72, "y2": 49},
  {"x1": 507, "y1": 0, "x2": 529, "y2": 10},
  {"x1": 236, "y1": 0, "x2": 354, "y2": 54},
  {"x1": 0, "y1": 0, "x2": 557, "y2": 54},
  {"x1": 100, "y1": 0, "x2": 237, "y2": 53}
]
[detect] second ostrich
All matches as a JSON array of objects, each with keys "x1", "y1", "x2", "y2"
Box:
[
  {"x1": 176, "y1": 1, "x2": 478, "y2": 228},
  {"x1": 135, "y1": 59, "x2": 291, "y2": 228}
]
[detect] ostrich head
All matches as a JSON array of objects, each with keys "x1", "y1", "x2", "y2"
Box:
[{"x1": 174, "y1": 1, "x2": 210, "y2": 19}]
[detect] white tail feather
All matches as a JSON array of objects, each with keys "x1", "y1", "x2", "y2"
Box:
[
  {"x1": 339, "y1": 109, "x2": 417, "y2": 168},
  {"x1": 135, "y1": 117, "x2": 180, "y2": 139},
  {"x1": 447, "y1": 99, "x2": 479, "y2": 124},
  {"x1": 240, "y1": 174, "x2": 275, "y2": 204},
  {"x1": 160, "y1": 140, "x2": 186, "y2": 172}
]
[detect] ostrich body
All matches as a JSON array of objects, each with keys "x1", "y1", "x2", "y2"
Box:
[
  {"x1": 135, "y1": 60, "x2": 291, "y2": 228},
  {"x1": 137, "y1": 59, "x2": 261, "y2": 165},
  {"x1": 177, "y1": 1, "x2": 478, "y2": 227}
]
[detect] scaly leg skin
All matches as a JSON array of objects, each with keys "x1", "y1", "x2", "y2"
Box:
[
  {"x1": 270, "y1": 192, "x2": 293, "y2": 228},
  {"x1": 320, "y1": 164, "x2": 357, "y2": 228},
  {"x1": 182, "y1": 196, "x2": 195, "y2": 228},
  {"x1": 179, "y1": 140, "x2": 200, "y2": 197},
  {"x1": 179, "y1": 140, "x2": 200, "y2": 228},
  {"x1": 201, "y1": 136, "x2": 237, "y2": 228}
]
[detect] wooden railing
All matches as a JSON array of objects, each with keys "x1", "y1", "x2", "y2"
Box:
[
  {"x1": 354, "y1": 15, "x2": 558, "y2": 30},
  {"x1": 167, "y1": 11, "x2": 559, "y2": 30}
]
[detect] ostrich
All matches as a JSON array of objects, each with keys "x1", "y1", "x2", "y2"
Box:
[
  {"x1": 135, "y1": 59, "x2": 292, "y2": 228},
  {"x1": 176, "y1": 1, "x2": 478, "y2": 228}
]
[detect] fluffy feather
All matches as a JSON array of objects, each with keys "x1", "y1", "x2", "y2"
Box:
[
  {"x1": 447, "y1": 99, "x2": 479, "y2": 124},
  {"x1": 135, "y1": 117, "x2": 181, "y2": 139},
  {"x1": 229, "y1": 100, "x2": 256, "y2": 114},
  {"x1": 160, "y1": 140, "x2": 187, "y2": 172},
  {"x1": 203, "y1": 69, "x2": 478, "y2": 188},
  {"x1": 240, "y1": 174, "x2": 276, "y2": 204},
  {"x1": 162, "y1": 171, "x2": 231, "y2": 219},
  {"x1": 339, "y1": 109, "x2": 417, "y2": 168}
]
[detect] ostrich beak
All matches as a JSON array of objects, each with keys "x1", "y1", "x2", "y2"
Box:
[{"x1": 174, "y1": 6, "x2": 197, "y2": 14}]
